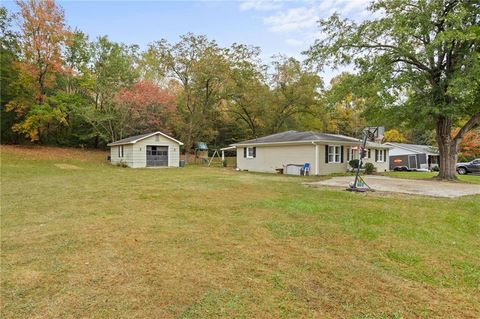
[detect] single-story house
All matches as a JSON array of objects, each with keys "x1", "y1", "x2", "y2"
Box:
[
  {"x1": 384, "y1": 142, "x2": 439, "y2": 170},
  {"x1": 230, "y1": 130, "x2": 391, "y2": 175},
  {"x1": 107, "y1": 131, "x2": 183, "y2": 168}
]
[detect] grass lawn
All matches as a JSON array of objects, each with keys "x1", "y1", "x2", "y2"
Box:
[
  {"x1": 1, "y1": 145, "x2": 479, "y2": 318},
  {"x1": 383, "y1": 171, "x2": 480, "y2": 184}
]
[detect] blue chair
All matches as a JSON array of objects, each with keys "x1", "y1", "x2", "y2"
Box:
[{"x1": 303, "y1": 163, "x2": 311, "y2": 176}]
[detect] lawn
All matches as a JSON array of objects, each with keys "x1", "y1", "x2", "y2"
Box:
[
  {"x1": 383, "y1": 171, "x2": 480, "y2": 184},
  {"x1": 1, "y1": 145, "x2": 479, "y2": 318}
]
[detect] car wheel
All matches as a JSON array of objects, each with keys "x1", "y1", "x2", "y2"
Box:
[{"x1": 457, "y1": 167, "x2": 467, "y2": 175}]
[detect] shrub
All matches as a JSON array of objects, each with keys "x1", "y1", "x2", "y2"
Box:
[
  {"x1": 364, "y1": 162, "x2": 375, "y2": 174},
  {"x1": 116, "y1": 161, "x2": 128, "y2": 168},
  {"x1": 432, "y1": 165, "x2": 440, "y2": 172},
  {"x1": 349, "y1": 159, "x2": 360, "y2": 169},
  {"x1": 222, "y1": 159, "x2": 227, "y2": 167}
]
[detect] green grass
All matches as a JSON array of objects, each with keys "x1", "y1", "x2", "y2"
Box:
[
  {"x1": 1, "y1": 145, "x2": 480, "y2": 318},
  {"x1": 383, "y1": 171, "x2": 480, "y2": 184}
]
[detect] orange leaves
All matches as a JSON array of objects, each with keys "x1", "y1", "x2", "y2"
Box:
[{"x1": 16, "y1": 0, "x2": 71, "y2": 102}]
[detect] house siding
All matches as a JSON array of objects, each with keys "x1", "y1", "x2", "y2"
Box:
[
  {"x1": 110, "y1": 145, "x2": 134, "y2": 166},
  {"x1": 110, "y1": 134, "x2": 181, "y2": 168},
  {"x1": 236, "y1": 144, "x2": 316, "y2": 174}
]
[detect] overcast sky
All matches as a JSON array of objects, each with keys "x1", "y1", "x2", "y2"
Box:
[{"x1": 3, "y1": 0, "x2": 375, "y2": 83}]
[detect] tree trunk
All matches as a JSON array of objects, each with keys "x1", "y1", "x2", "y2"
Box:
[{"x1": 435, "y1": 117, "x2": 458, "y2": 180}]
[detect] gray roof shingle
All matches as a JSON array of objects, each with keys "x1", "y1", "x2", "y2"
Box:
[{"x1": 231, "y1": 130, "x2": 389, "y2": 146}]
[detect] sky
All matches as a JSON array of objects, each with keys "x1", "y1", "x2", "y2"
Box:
[{"x1": 3, "y1": 0, "x2": 374, "y2": 82}]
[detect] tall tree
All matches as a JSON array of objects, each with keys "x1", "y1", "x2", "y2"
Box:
[
  {"x1": 306, "y1": 0, "x2": 480, "y2": 180},
  {"x1": 83, "y1": 36, "x2": 139, "y2": 143},
  {"x1": 113, "y1": 80, "x2": 176, "y2": 135},
  {"x1": 322, "y1": 73, "x2": 366, "y2": 137},
  {"x1": 224, "y1": 44, "x2": 269, "y2": 139},
  {"x1": 16, "y1": 0, "x2": 71, "y2": 103},
  {"x1": 268, "y1": 56, "x2": 323, "y2": 133},
  {"x1": 143, "y1": 34, "x2": 229, "y2": 161},
  {"x1": 6, "y1": 0, "x2": 71, "y2": 142}
]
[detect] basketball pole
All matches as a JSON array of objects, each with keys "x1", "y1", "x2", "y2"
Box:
[{"x1": 347, "y1": 127, "x2": 378, "y2": 192}]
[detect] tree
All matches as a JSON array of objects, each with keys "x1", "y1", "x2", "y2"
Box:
[
  {"x1": 322, "y1": 73, "x2": 366, "y2": 137},
  {"x1": 224, "y1": 44, "x2": 269, "y2": 139},
  {"x1": 268, "y1": 56, "x2": 323, "y2": 133},
  {"x1": 383, "y1": 129, "x2": 407, "y2": 143},
  {"x1": 5, "y1": 0, "x2": 71, "y2": 142},
  {"x1": 454, "y1": 127, "x2": 480, "y2": 161},
  {"x1": 306, "y1": 0, "x2": 480, "y2": 180},
  {"x1": 143, "y1": 34, "x2": 229, "y2": 161},
  {"x1": 114, "y1": 80, "x2": 176, "y2": 135},
  {"x1": 0, "y1": 6, "x2": 21, "y2": 143},
  {"x1": 16, "y1": 0, "x2": 71, "y2": 103},
  {"x1": 83, "y1": 36, "x2": 139, "y2": 143}
]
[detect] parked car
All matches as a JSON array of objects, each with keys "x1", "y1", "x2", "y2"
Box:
[{"x1": 456, "y1": 158, "x2": 480, "y2": 175}]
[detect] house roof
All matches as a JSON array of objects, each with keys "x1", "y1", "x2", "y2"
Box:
[
  {"x1": 384, "y1": 142, "x2": 438, "y2": 155},
  {"x1": 107, "y1": 131, "x2": 183, "y2": 146},
  {"x1": 231, "y1": 130, "x2": 390, "y2": 148}
]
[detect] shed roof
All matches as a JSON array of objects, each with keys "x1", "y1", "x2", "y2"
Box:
[
  {"x1": 231, "y1": 130, "x2": 390, "y2": 148},
  {"x1": 384, "y1": 142, "x2": 438, "y2": 155},
  {"x1": 107, "y1": 131, "x2": 183, "y2": 146}
]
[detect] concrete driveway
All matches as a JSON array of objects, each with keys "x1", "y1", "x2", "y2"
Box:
[{"x1": 307, "y1": 175, "x2": 480, "y2": 198}]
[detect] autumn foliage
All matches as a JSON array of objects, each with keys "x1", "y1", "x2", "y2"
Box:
[{"x1": 114, "y1": 80, "x2": 176, "y2": 135}]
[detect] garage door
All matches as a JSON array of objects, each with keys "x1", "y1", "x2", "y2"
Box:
[{"x1": 146, "y1": 146, "x2": 168, "y2": 167}]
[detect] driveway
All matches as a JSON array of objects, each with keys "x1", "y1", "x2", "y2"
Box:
[{"x1": 307, "y1": 175, "x2": 480, "y2": 198}]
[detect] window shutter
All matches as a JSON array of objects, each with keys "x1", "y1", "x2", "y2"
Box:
[
  {"x1": 243, "y1": 147, "x2": 247, "y2": 158},
  {"x1": 383, "y1": 150, "x2": 386, "y2": 161},
  {"x1": 341, "y1": 146, "x2": 344, "y2": 163},
  {"x1": 368, "y1": 149, "x2": 371, "y2": 158},
  {"x1": 118, "y1": 146, "x2": 120, "y2": 157},
  {"x1": 375, "y1": 149, "x2": 378, "y2": 162},
  {"x1": 325, "y1": 145, "x2": 329, "y2": 163},
  {"x1": 253, "y1": 147, "x2": 256, "y2": 158}
]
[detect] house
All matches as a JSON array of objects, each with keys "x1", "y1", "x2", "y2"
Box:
[
  {"x1": 384, "y1": 142, "x2": 439, "y2": 170},
  {"x1": 230, "y1": 130, "x2": 390, "y2": 175},
  {"x1": 107, "y1": 131, "x2": 183, "y2": 168}
]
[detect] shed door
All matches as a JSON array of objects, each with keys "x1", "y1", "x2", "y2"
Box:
[
  {"x1": 146, "y1": 146, "x2": 168, "y2": 167},
  {"x1": 408, "y1": 155, "x2": 417, "y2": 169}
]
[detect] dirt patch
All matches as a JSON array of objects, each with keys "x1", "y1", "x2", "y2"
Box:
[
  {"x1": 307, "y1": 175, "x2": 480, "y2": 198},
  {"x1": 54, "y1": 163, "x2": 82, "y2": 170}
]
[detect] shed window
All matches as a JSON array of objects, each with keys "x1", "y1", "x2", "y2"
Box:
[
  {"x1": 247, "y1": 147, "x2": 256, "y2": 158},
  {"x1": 118, "y1": 145, "x2": 124, "y2": 158},
  {"x1": 328, "y1": 146, "x2": 341, "y2": 163}
]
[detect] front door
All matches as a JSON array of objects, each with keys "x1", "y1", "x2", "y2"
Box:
[
  {"x1": 146, "y1": 146, "x2": 168, "y2": 167},
  {"x1": 409, "y1": 155, "x2": 417, "y2": 169}
]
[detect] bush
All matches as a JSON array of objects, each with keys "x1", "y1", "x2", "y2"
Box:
[
  {"x1": 116, "y1": 161, "x2": 128, "y2": 168},
  {"x1": 432, "y1": 165, "x2": 439, "y2": 172},
  {"x1": 222, "y1": 159, "x2": 227, "y2": 167},
  {"x1": 349, "y1": 159, "x2": 360, "y2": 169},
  {"x1": 364, "y1": 162, "x2": 375, "y2": 174}
]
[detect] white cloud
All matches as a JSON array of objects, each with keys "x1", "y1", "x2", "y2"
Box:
[
  {"x1": 264, "y1": 6, "x2": 318, "y2": 32},
  {"x1": 263, "y1": 0, "x2": 371, "y2": 33},
  {"x1": 239, "y1": 0, "x2": 283, "y2": 12}
]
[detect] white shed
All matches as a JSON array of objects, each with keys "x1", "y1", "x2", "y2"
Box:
[{"x1": 107, "y1": 131, "x2": 183, "y2": 168}]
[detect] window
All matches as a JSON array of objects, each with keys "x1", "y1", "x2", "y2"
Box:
[
  {"x1": 328, "y1": 145, "x2": 341, "y2": 163},
  {"x1": 376, "y1": 149, "x2": 384, "y2": 162},
  {"x1": 118, "y1": 145, "x2": 124, "y2": 158},
  {"x1": 247, "y1": 147, "x2": 256, "y2": 158}
]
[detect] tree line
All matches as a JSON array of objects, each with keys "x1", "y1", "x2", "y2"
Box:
[{"x1": 1, "y1": 1, "x2": 363, "y2": 156}]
